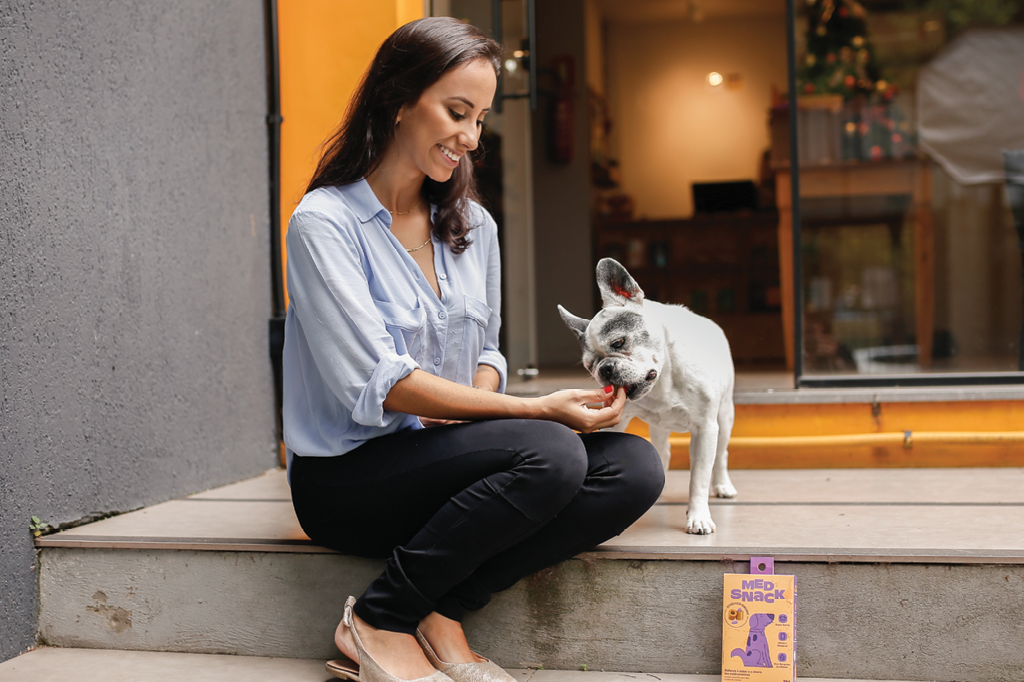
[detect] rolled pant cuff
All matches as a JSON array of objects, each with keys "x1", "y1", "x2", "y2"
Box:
[
  {"x1": 355, "y1": 552, "x2": 435, "y2": 634},
  {"x1": 434, "y1": 572, "x2": 493, "y2": 622},
  {"x1": 432, "y1": 595, "x2": 466, "y2": 622}
]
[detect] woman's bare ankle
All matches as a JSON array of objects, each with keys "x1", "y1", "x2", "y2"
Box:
[
  {"x1": 336, "y1": 611, "x2": 437, "y2": 679},
  {"x1": 335, "y1": 616, "x2": 360, "y2": 664},
  {"x1": 418, "y1": 612, "x2": 479, "y2": 664}
]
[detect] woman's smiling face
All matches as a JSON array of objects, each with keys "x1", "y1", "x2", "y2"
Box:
[{"x1": 394, "y1": 58, "x2": 497, "y2": 182}]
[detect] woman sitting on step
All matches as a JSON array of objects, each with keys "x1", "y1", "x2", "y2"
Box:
[{"x1": 283, "y1": 17, "x2": 665, "y2": 682}]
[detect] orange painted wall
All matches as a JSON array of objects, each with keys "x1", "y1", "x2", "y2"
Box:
[{"x1": 277, "y1": 0, "x2": 424, "y2": 307}]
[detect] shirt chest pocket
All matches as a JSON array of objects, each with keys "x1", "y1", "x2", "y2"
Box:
[
  {"x1": 461, "y1": 294, "x2": 492, "y2": 365},
  {"x1": 374, "y1": 299, "x2": 426, "y2": 360}
]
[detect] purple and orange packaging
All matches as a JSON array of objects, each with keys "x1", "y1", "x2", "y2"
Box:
[{"x1": 722, "y1": 557, "x2": 797, "y2": 682}]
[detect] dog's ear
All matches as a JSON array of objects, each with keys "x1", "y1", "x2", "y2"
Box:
[
  {"x1": 558, "y1": 305, "x2": 591, "y2": 348},
  {"x1": 596, "y1": 258, "x2": 645, "y2": 309}
]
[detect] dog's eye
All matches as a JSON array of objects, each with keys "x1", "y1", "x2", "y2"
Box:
[{"x1": 611, "y1": 337, "x2": 626, "y2": 350}]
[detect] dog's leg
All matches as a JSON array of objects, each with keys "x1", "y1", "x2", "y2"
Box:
[
  {"x1": 711, "y1": 399, "x2": 737, "y2": 498},
  {"x1": 686, "y1": 421, "x2": 719, "y2": 534},
  {"x1": 647, "y1": 424, "x2": 672, "y2": 473}
]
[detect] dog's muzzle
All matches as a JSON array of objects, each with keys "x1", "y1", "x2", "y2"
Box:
[{"x1": 596, "y1": 361, "x2": 658, "y2": 400}]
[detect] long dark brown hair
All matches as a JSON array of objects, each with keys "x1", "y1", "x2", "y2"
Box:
[{"x1": 306, "y1": 17, "x2": 501, "y2": 254}]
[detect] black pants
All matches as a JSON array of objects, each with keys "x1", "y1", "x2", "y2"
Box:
[{"x1": 290, "y1": 419, "x2": 664, "y2": 634}]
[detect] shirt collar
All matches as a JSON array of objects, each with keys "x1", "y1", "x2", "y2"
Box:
[
  {"x1": 343, "y1": 178, "x2": 437, "y2": 226},
  {"x1": 344, "y1": 178, "x2": 438, "y2": 226},
  {"x1": 344, "y1": 178, "x2": 389, "y2": 224}
]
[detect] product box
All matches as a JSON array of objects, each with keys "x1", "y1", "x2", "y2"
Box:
[{"x1": 722, "y1": 557, "x2": 796, "y2": 682}]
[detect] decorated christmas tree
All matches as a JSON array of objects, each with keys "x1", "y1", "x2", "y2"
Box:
[
  {"x1": 798, "y1": 0, "x2": 882, "y2": 100},
  {"x1": 796, "y1": 0, "x2": 913, "y2": 162}
]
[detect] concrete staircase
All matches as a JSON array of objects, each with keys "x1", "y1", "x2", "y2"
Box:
[{"x1": 6, "y1": 467, "x2": 1022, "y2": 681}]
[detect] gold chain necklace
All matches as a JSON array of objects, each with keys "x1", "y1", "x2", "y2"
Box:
[
  {"x1": 390, "y1": 198, "x2": 427, "y2": 251},
  {"x1": 388, "y1": 199, "x2": 422, "y2": 216},
  {"x1": 405, "y1": 237, "x2": 431, "y2": 253}
]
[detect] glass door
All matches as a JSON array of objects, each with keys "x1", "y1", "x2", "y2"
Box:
[{"x1": 781, "y1": 0, "x2": 1024, "y2": 387}]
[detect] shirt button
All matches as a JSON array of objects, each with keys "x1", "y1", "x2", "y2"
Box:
[
  {"x1": 433, "y1": 358, "x2": 441, "y2": 366},
  {"x1": 439, "y1": 273, "x2": 447, "y2": 280},
  {"x1": 438, "y1": 311, "x2": 446, "y2": 319}
]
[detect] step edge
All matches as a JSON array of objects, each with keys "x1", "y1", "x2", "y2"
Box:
[{"x1": 34, "y1": 536, "x2": 1024, "y2": 564}]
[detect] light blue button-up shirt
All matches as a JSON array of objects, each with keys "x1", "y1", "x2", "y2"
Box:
[{"x1": 282, "y1": 179, "x2": 507, "y2": 467}]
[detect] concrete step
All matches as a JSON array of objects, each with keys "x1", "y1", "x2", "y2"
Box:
[
  {"x1": 34, "y1": 468, "x2": 1024, "y2": 682},
  {"x1": 0, "y1": 647, "x2": 922, "y2": 682}
]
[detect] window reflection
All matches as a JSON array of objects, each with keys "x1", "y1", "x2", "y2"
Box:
[{"x1": 790, "y1": 0, "x2": 1024, "y2": 378}]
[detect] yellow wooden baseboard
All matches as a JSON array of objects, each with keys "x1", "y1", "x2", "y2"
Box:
[{"x1": 624, "y1": 400, "x2": 1024, "y2": 468}]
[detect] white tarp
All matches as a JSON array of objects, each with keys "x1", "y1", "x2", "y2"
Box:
[{"x1": 917, "y1": 27, "x2": 1024, "y2": 185}]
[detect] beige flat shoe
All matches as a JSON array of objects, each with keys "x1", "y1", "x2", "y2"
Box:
[
  {"x1": 327, "y1": 597, "x2": 454, "y2": 682},
  {"x1": 415, "y1": 629, "x2": 517, "y2": 682}
]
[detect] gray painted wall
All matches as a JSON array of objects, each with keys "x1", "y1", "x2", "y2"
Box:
[
  {"x1": 532, "y1": 0, "x2": 595, "y2": 367},
  {"x1": 0, "y1": 0, "x2": 277, "y2": 661}
]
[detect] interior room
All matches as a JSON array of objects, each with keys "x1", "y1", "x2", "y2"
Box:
[
  {"x1": 474, "y1": 0, "x2": 1022, "y2": 389},
  {"x1": 591, "y1": 0, "x2": 791, "y2": 371},
  {"x1": 435, "y1": 0, "x2": 1023, "y2": 390}
]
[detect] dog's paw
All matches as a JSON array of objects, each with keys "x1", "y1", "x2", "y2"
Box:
[
  {"x1": 686, "y1": 509, "x2": 716, "y2": 535},
  {"x1": 712, "y1": 481, "x2": 738, "y2": 498}
]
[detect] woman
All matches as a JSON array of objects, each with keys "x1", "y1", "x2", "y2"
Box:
[{"x1": 283, "y1": 17, "x2": 665, "y2": 682}]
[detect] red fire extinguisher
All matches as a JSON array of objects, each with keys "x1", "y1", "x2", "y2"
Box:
[{"x1": 547, "y1": 55, "x2": 575, "y2": 164}]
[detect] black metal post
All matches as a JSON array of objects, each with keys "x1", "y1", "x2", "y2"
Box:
[
  {"x1": 493, "y1": 0, "x2": 504, "y2": 113},
  {"x1": 265, "y1": 0, "x2": 286, "y2": 448},
  {"x1": 527, "y1": 0, "x2": 537, "y2": 111},
  {"x1": 1004, "y1": 150, "x2": 1024, "y2": 371},
  {"x1": 786, "y1": 0, "x2": 803, "y2": 387}
]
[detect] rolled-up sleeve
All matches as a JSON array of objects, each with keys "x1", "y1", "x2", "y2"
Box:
[
  {"x1": 286, "y1": 210, "x2": 418, "y2": 427},
  {"x1": 475, "y1": 211, "x2": 508, "y2": 394}
]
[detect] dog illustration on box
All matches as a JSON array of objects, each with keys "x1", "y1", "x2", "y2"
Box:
[{"x1": 731, "y1": 613, "x2": 775, "y2": 668}]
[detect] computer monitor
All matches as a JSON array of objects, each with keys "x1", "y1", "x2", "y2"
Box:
[{"x1": 692, "y1": 180, "x2": 758, "y2": 213}]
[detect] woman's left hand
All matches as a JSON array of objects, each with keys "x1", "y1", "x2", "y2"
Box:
[{"x1": 419, "y1": 417, "x2": 465, "y2": 428}]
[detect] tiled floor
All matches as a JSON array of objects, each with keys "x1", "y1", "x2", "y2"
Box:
[
  {"x1": 37, "y1": 467, "x2": 1024, "y2": 564},
  {"x1": 0, "y1": 647, "x2": 920, "y2": 682}
]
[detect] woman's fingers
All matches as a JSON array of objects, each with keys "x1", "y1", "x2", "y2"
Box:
[
  {"x1": 535, "y1": 387, "x2": 626, "y2": 433},
  {"x1": 579, "y1": 386, "x2": 616, "y2": 407},
  {"x1": 591, "y1": 387, "x2": 626, "y2": 430},
  {"x1": 605, "y1": 386, "x2": 625, "y2": 409},
  {"x1": 574, "y1": 386, "x2": 625, "y2": 432}
]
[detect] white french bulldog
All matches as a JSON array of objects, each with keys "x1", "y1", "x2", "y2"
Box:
[{"x1": 558, "y1": 258, "x2": 737, "y2": 534}]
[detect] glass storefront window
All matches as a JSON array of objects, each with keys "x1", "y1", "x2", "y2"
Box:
[{"x1": 784, "y1": 0, "x2": 1024, "y2": 385}]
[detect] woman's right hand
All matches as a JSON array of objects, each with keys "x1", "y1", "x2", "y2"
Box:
[{"x1": 533, "y1": 386, "x2": 626, "y2": 433}]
